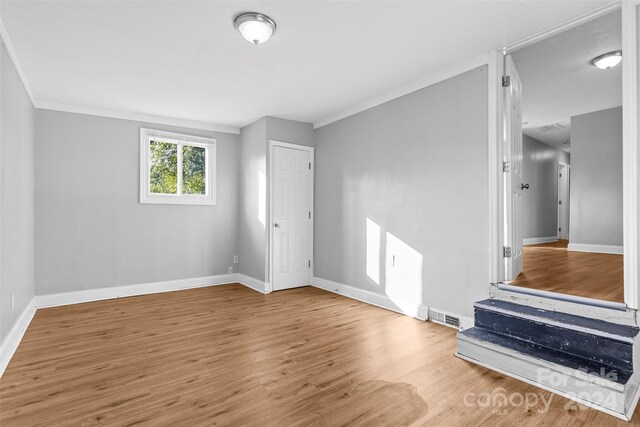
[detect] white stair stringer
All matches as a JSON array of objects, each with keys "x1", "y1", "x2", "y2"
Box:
[{"x1": 457, "y1": 331, "x2": 640, "y2": 421}]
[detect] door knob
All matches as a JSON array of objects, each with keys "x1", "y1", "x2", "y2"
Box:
[
  {"x1": 521, "y1": 183, "x2": 530, "y2": 190},
  {"x1": 274, "y1": 223, "x2": 281, "y2": 228}
]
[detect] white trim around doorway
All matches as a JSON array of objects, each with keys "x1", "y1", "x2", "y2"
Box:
[
  {"x1": 266, "y1": 140, "x2": 315, "y2": 293},
  {"x1": 488, "y1": 2, "x2": 639, "y2": 310},
  {"x1": 556, "y1": 161, "x2": 570, "y2": 241}
]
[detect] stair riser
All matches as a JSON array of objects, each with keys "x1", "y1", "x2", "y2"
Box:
[
  {"x1": 475, "y1": 308, "x2": 633, "y2": 372},
  {"x1": 457, "y1": 335, "x2": 630, "y2": 418}
]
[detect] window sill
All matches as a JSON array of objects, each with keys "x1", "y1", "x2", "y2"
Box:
[{"x1": 140, "y1": 196, "x2": 216, "y2": 206}]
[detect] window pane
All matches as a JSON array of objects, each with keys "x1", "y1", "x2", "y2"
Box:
[
  {"x1": 182, "y1": 145, "x2": 206, "y2": 195},
  {"x1": 149, "y1": 140, "x2": 178, "y2": 194}
]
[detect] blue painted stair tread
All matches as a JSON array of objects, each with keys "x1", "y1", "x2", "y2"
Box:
[
  {"x1": 475, "y1": 299, "x2": 639, "y2": 340},
  {"x1": 460, "y1": 327, "x2": 633, "y2": 385},
  {"x1": 475, "y1": 305, "x2": 634, "y2": 372}
]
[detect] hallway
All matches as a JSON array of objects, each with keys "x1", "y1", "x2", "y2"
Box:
[{"x1": 509, "y1": 240, "x2": 623, "y2": 303}]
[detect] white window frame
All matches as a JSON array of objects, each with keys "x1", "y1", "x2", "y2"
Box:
[{"x1": 139, "y1": 128, "x2": 216, "y2": 205}]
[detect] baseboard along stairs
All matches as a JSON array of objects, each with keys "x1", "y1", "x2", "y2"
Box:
[{"x1": 457, "y1": 298, "x2": 640, "y2": 420}]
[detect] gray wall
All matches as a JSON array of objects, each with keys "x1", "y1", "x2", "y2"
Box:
[
  {"x1": 35, "y1": 110, "x2": 239, "y2": 295},
  {"x1": 0, "y1": 44, "x2": 35, "y2": 344},
  {"x1": 238, "y1": 116, "x2": 314, "y2": 281},
  {"x1": 314, "y1": 67, "x2": 488, "y2": 317},
  {"x1": 569, "y1": 107, "x2": 622, "y2": 247},
  {"x1": 238, "y1": 117, "x2": 267, "y2": 280},
  {"x1": 522, "y1": 135, "x2": 570, "y2": 240},
  {"x1": 266, "y1": 117, "x2": 315, "y2": 148}
]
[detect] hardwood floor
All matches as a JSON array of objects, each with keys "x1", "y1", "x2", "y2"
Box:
[
  {"x1": 1, "y1": 284, "x2": 637, "y2": 426},
  {"x1": 509, "y1": 240, "x2": 624, "y2": 303}
]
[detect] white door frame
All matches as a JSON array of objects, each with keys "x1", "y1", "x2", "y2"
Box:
[
  {"x1": 266, "y1": 140, "x2": 315, "y2": 293},
  {"x1": 504, "y1": 55, "x2": 524, "y2": 280},
  {"x1": 557, "y1": 162, "x2": 570, "y2": 240},
  {"x1": 488, "y1": 1, "x2": 640, "y2": 309}
]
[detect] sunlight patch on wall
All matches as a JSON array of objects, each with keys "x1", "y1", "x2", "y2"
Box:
[
  {"x1": 385, "y1": 232, "x2": 423, "y2": 316},
  {"x1": 258, "y1": 170, "x2": 266, "y2": 226},
  {"x1": 366, "y1": 218, "x2": 381, "y2": 285}
]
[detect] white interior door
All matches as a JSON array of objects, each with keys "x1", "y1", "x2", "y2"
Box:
[
  {"x1": 558, "y1": 163, "x2": 570, "y2": 240},
  {"x1": 505, "y1": 55, "x2": 524, "y2": 280},
  {"x1": 272, "y1": 145, "x2": 312, "y2": 291}
]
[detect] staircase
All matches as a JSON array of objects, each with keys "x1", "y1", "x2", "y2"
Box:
[{"x1": 457, "y1": 298, "x2": 640, "y2": 420}]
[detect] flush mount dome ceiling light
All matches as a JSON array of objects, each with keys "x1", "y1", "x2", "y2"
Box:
[
  {"x1": 234, "y1": 12, "x2": 276, "y2": 45},
  {"x1": 591, "y1": 51, "x2": 622, "y2": 70}
]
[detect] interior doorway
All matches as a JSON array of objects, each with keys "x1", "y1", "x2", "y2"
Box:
[
  {"x1": 268, "y1": 141, "x2": 314, "y2": 291},
  {"x1": 501, "y1": 9, "x2": 624, "y2": 303}
]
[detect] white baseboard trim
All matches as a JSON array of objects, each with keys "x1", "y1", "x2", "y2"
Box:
[
  {"x1": 567, "y1": 243, "x2": 623, "y2": 255},
  {"x1": 237, "y1": 274, "x2": 267, "y2": 294},
  {"x1": 0, "y1": 298, "x2": 37, "y2": 379},
  {"x1": 313, "y1": 276, "x2": 469, "y2": 325},
  {"x1": 523, "y1": 236, "x2": 558, "y2": 245},
  {"x1": 1, "y1": 274, "x2": 458, "y2": 382},
  {"x1": 35, "y1": 274, "x2": 238, "y2": 308},
  {"x1": 1, "y1": 274, "x2": 248, "y2": 381},
  {"x1": 312, "y1": 276, "x2": 424, "y2": 319},
  {"x1": 417, "y1": 304, "x2": 429, "y2": 320}
]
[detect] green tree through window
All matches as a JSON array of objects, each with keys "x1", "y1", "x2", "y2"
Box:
[
  {"x1": 149, "y1": 140, "x2": 207, "y2": 195},
  {"x1": 183, "y1": 145, "x2": 206, "y2": 194},
  {"x1": 142, "y1": 129, "x2": 215, "y2": 205},
  {"x1": 149, "y1": 141, "x2": 178, "y2": 194}
]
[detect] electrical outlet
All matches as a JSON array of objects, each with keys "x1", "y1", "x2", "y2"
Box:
[
  {"x1": 233, "y1": 255, "x2": 239, "y2": 264},
  {"x1": 228, "y1": 266, "x2": 233, "y2": 274},
  {"x1": 11, "y1": 294, "x2": 15, "y2": 311}
]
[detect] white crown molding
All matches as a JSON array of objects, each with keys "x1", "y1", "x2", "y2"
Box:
[
  {"x1": 35, "y1": 101, "x2": 240, "y2": 134},
  {"x1": 0, "y1": 16, "x2": 36, "y2": 105},
  {"x1": 312, "y1": 2, "x2": 621, "y2": 131},
  {"x1": 313, "y1": 53, "x2": 489, "y2": 129},
  {"x1": 502, "y1": 1, "x2": 621, "y2": 54},
  {"x1": 0, "y1": 15, "x2": 239, "y2": 134}
]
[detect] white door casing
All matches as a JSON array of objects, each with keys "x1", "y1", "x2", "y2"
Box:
[
  {"x1": 270, "y1": 143, "x2": 313, "y2": 291},
  {"x1": 504, "y1": 55, "x2": 524, "y2": 280},
  {"x1": 557, "y1": 162, "x2": 570, "y2": 240},
  {"x1": 489, "y1": 2, "x2": 639, "y2": 309}
]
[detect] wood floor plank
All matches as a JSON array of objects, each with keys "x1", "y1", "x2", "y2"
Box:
[
  {"x1": 510, "y1": 240, "x2": 624, "y2": 302},
  {"x1": 0, "y1": 284, "x2": 638, "y2": 425}
]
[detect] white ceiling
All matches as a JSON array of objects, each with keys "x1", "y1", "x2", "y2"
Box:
[
  {"x1": 511, "y1": 10, "x2": 622, "y2": 151},
  {"x1": 0, "y1": 0, "x2": 612, "y2": 130}
]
